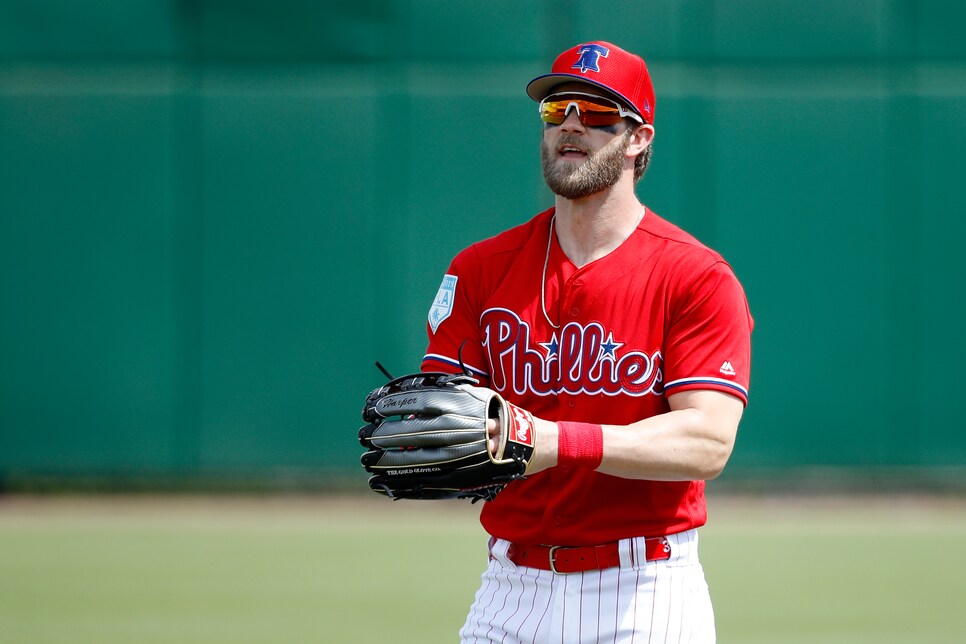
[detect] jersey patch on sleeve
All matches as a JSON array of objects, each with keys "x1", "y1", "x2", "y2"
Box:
[{"x1": 428, "y1": 274, "x2": 458, "y2": 333}]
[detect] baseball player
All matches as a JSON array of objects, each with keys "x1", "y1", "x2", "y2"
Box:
[
  {"x1": 414, "y1": 41, "x2": 754, "y2": 643},
  {"x1": 355, "y1": 40, "x2": 752, "y2": 641}
]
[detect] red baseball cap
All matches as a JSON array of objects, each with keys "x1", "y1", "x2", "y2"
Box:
[{"x1": 527, "y1": 41, "x2": 655, "y2": 124}]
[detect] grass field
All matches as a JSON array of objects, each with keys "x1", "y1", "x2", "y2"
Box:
[{"x1": 1, "y1": 493, "x2": 965, "y2": 643}]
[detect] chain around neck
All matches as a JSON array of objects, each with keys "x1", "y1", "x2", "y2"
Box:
[
  {"x1": 539, "y1": 207, "x2": 645, "y2": 331},
  {"x1": 540, "y1": 215, "x2": 560, "y2": 329}
]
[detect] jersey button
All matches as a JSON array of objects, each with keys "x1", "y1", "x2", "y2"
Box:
[
  {"x1": 570, "y1": 307, "x2": 579, "y2": 317},
  {"x1": 554, "y1": 516, "x2": 563, "y2": 526},
  {"x1": 567, "y1": 399, "x2": 576, "y2": 408}
]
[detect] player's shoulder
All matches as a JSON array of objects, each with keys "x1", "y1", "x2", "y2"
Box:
[
  {"x1": 453, "y1": 208, "x2": 554, "y2": 265},
  {"x1": 641, "y1": 208, "x2": 728, "y2": 268}
]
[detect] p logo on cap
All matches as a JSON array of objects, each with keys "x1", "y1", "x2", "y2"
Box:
[{"x1": 572, "y1": 43, "x2": 609, "y2": 74}]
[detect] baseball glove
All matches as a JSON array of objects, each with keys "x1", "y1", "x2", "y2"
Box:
[{"x1": 358, "y1": 371, "x2": 536, "y2": 501}]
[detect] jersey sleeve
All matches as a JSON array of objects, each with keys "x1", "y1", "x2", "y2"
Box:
[
  {"x1": 662, "y1": 260, "x2": 753, "y2": 404},
  {"x1": 420, "y1": 245, "x2": 491, "y2": 383}
]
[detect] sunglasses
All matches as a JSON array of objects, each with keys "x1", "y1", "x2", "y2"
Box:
[{"x1": 539, "y1": 92, "x2": 644, "y2": 128}]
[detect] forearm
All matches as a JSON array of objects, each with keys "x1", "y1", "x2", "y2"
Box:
[
  {"x1": 599, "y1": 408, "x2": 735, "y2": 480},
  {"x1": 526, "y1": 391, "x2": 743, "y2": 481}
]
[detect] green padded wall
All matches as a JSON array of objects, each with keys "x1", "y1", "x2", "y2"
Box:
[{"x1": 1, "y1": 1, "x2": 964, "y2": 485}]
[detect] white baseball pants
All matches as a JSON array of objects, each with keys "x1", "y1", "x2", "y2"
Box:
[{"x1": 459, "y1": 529, "x2": 715, "y2": 643}]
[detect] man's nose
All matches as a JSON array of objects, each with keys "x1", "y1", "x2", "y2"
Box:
[{"x1": 558, "y1": 106, "x2": 585, "y2": 132}]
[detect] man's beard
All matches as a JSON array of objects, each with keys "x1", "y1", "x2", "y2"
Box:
[{"x1": 541, "y1": 129, "x2": 632, "y2": 200}]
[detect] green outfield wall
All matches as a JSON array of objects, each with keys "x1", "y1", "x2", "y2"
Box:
[{"x1": 2, "y1": 1, "x2": 965, "y2": 487}]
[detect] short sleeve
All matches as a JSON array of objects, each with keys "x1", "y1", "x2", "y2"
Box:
[
  {"x1": 662, "y1": 261, "x2": 753, "y2": 404},
  {"x1": 420, "y1": 245, "x2": 491, "y2": 383}
]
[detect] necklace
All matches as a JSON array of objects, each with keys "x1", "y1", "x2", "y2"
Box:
[
  {"x1": 540, "y1": 206, "x2": 646, "y2": 331},
  {"x1": 541, "y1": 215, "x2": 560, "y2": 329}
]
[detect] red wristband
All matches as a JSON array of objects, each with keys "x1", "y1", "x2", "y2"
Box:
[{"x1": 556, "y1": 421, "x2": 604, "y2": 469}]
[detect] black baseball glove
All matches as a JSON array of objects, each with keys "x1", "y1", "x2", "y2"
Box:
[{"x1": 358, "y1": 371, "x2": 536, "y2": 502}]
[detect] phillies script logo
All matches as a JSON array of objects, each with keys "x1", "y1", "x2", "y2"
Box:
[{"x1": 482, "y1": 308, "x2": 664, "y2": 397}]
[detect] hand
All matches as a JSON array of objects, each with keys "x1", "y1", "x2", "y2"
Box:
[
  {"x1": 488, "y1": 415, "x2": 558, "y2": 475},
  {"x1": 359, "y1": 372, "x2": 536, "y2": 501}
]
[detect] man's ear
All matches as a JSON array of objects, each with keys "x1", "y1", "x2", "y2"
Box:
[{"x1": 627, "y1": 124, "x2": 655, "y2": 157}]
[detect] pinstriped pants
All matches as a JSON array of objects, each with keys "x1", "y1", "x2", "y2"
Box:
[{"x1": 459, "y1": 530, "x2": 715, "y2": 644}]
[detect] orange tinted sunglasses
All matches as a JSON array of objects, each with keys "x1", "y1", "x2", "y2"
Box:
[{"x1": 539, "y1": 92, "x2": 643, "y2": 128}]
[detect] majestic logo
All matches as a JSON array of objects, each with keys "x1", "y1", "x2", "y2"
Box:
[
  {"x1": 572, "y1": 44, "x2": 610, "y2": 74},
  {"x1": 719, "y1": 361, "x2": 736, "y2": 376},
  {"x1": 428, "y1": 274, "x2": 458, "y2": 333},
  {"x1": 481, "y1": 308, "x2": 663, "y2": 397}
]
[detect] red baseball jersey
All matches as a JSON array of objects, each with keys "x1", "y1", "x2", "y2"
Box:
[{"x1": 422, "y1": 207, "x2": 753, "y2": 546}]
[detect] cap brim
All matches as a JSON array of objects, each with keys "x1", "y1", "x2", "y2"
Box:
[{"x1": 526, "y1": 73, "x2": 641, "y2": 119}]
